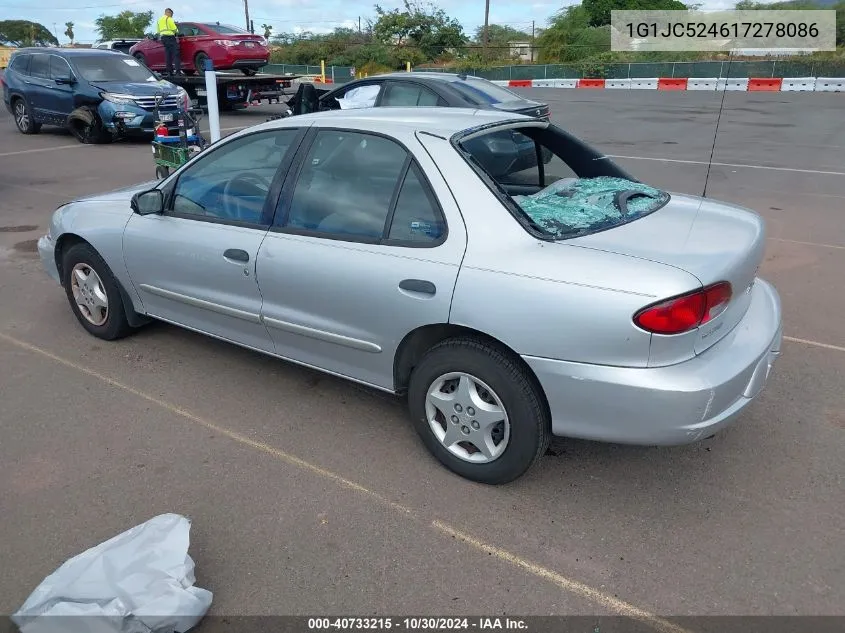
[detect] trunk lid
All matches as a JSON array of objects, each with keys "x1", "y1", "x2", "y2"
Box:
[{"x1": 567, "y1": 192, "x2": 766, "y2": 355}]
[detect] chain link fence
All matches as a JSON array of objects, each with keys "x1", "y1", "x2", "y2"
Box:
[{"x1": 415, "y1": 60, "x2": 845, "y2": 80}]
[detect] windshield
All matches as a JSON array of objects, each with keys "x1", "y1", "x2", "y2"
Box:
[
  {"x1": 447, "y1": 77, "x2": 524, "y2": 104},
  {"x1": 201, "y1": 23, "x2": 248, "y2": 34},
  {"x1": 73, "y1": 55, "x2": 156, "y2": 82},
  {"x1": 512, "y1": 177, "x2": 670, "y2": 240}
]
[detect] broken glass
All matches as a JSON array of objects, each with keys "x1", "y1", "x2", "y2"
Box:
[{"x1": 512, "y1": 176, "x2": 670, "y2": 239}]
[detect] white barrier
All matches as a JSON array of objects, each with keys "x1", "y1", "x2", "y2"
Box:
[
  {"x1": 531, "y1": 78, "x2": 577, "y2": 88},
  {"x1": 630, "y1": 78, "x2": 658, "y2": 90},
  {"x1": 605, "y1": 79, "x2": 631, "y2": 89},
  {"x1": 491, "y1": 80, "x2": 510, "y2": 86},
  {"x1": 781, "y1": 77, "x2": 816, "y2": 91},
  {"x1": 814, "y1": 77, "x2": 845, "y2": 92},
  {"x1": 687, "y1": 78, "x2": 718, "y2": 91},
  {"x1": 716, "y1": 78, "x2": 749, "y2": 91}
]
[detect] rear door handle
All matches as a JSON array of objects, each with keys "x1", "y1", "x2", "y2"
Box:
[
  {"x1": 223, "y1": 248, "x2": 250, "y2": 262},
  {"x1": 399, "y1": 279, "x2": 436, "y2": 295}
]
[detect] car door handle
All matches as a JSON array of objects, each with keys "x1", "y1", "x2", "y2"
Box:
[
  {"x1": 399, "y1": 279, "x2": 436, "y2": 295},
  {"x1": 223, "y1": 248, "x2": 249, "y2": 262}
]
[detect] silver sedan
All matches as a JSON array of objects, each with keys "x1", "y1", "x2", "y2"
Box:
[{"x1": 37, "y1": 107, "x2": 783, "y2": 484}]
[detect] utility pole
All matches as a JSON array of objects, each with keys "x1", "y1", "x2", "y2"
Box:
[
  {"x1": 243, "y1": 0, "x2": 250, "y2": 33},
  {"x1": 482, "y1": 0, "x2": 490, "y2": 61},
  {"x1": 358, "y1": 16, "x2": 361, "y2": 34},
  {"x1": 531, "y1": 20, "x2": 535, "y2": 63}
]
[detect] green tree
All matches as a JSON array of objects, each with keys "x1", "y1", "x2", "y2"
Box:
[
  {"x1": 473, "y1": 24, "x2": 532, "y2": 59},
  {"x1": 261, "y1": 24, "x2": 273, "y2": 39},
  {"x1": 0, "y1": 20, "x2": 59, "y2": 46},
  {"x1": 536, "y1": 6, "x2": 611, "y2": 62},
  {"x1": 94, "y1": 10, "x2": 154, "y2": 40},
  {"x1": 64, "y1": 21, "x2": 74, "y2": 45},
  {"x1": 582, "y1": 0, "x2": 689, "y2": 28},
  {"x1": 373, "y1": 0, "x2": 466, "y2": 60}
]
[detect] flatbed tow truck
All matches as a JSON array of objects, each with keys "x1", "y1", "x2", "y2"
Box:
[{"x1": 167, "y1": 70, "x2": 303, "y2": 111}]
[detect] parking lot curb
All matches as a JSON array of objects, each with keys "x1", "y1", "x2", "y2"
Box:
[{"x1": 493, "y1": 77, "x2": 845, "y2": 92}]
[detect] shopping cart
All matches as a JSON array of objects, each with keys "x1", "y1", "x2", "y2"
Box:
[{"x1": 150, "y1": 93, "x2": 208, "y2": 180}]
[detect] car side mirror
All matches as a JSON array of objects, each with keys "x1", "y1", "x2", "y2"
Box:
[{"x1": 131, "y1": 189, "x2": 165, "y2": 215}]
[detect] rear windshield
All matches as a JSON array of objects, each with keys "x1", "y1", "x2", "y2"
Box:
[
  {"x1": 512, "y1": 177, "x2": 670, "y2": 240},
  {"x1": 457, "y1": 126, "x2": 669, "y2": 240},
  {"x1": 447, "y1": 77, "x2": 523, "y2": 104},
  {"x1": 201, "y1": 23, "x2": 248, "y2": 34},
  {"x1": 73, "y1": 55, "x2": 156, "y2": 82}
]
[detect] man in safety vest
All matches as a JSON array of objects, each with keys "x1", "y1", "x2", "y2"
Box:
[{"x1": 156, "y1": 8, "x2": 182, "y2": 75}]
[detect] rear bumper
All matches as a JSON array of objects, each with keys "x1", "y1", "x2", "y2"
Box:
[{"x1": 524, "y1": 277, "x2": 783, "y2": 445}]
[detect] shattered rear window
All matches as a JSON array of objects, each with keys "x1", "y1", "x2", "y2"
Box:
[{"x1": 512, "y1": 177, "x2": 670, "y2": 240}]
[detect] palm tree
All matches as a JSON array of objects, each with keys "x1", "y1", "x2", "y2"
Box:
[
  {"x1": 261, "y1": 23, "x2": 272, "y2": 39},
  {"x1": 64, "y1": 21, "x2": 75, "y2": 45}
]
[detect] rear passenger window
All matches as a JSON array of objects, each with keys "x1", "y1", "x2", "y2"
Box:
[
  {"x1": 382, "y1": 83, "x2": 442, "y2": 107},
  {"x1": 29, "y1": 55, "x2": 50, "y2": 79},
  {"x1": 387, "y1": 164, "x2": 445, "y2": 243},
  {"x1": 9, "y1": 54, "x2": 31, "y2": 75}
]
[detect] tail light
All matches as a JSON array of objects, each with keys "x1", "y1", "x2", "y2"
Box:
[
  {"x1": 634, "y1": 281, "x2": 733, "y2": 335},
  {"x1": 215, "y1": 39, "x2": 237, "y2": 47}
]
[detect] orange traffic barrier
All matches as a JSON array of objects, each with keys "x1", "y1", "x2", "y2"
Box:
[
  {"x1": 658, "y1": 78, "x2": 688, "y2": 90},
  {"x1": 748, "y1": 77, "x2": 783, "y2": 91},
  {"x1": 577, "y1": 79, "x2": 605, "y2": 89}
]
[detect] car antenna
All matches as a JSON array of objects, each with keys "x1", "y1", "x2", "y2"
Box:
[{"x1": 702, "y1": 51, "x2": 734, "y2": 199}]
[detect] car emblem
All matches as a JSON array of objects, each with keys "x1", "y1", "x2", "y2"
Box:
[{"x1": 536, "y1": 109, "x2": 541, "y2": 116}]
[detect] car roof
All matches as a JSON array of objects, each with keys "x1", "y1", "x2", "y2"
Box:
[
  {"x1": 254, "y1": 107, "x2": 535, "y2": 139},
  {"x1": 13, "y1": 47, "x2": 122, "y2": 58}
]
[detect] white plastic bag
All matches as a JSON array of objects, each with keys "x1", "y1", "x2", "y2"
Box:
[
  {"x1": 337, "y1": 84, "x2": 380, "y2": 110},
  {"x1": 12, "y1": 513, "x2": 213, "y2": 633}
]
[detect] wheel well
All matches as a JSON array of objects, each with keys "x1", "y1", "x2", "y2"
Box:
[
  {"x1": 54, "y1": 233, "x2": 88, "y2": 282},
  {"x1": 54, "y1": 233, "x2": 150, "y2": 328},
  {"x1": 392, "y1": 324, "x2": 551, "y2": 414}
]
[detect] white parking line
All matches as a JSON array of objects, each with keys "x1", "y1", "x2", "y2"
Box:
[
  {"x1": 784, "y1": 336, "x2": 845, "y2": 353},
  {"x1": 0, "y1": 144, "x2": 90, "y2": 158},
  {"x1": 605, "y1": 154, "x2": 845, "y2": 177},
  {"x1": 0, "y1": 124, "x2": 257, "y2": 158}
]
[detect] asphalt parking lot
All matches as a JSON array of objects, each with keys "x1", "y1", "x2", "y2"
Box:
[{"x1": 1, "y1": 89, "x2": 843, "y2": 627}]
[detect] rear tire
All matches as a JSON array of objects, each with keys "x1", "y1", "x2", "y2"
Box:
[
  {"x1": 61, "y1": 243, "x2": 135, "y2": 341},
  {"x1": 407, "y1": 337, "x2": 551, "y2": 485},
  {"x1": 133, "y1": 52, "x2": 147, "y2": 66},
  {"x1": 156, "y1": 166, "x2": 170, "y2": 179},
  {"x1": 12, "y1": 98, "x2": 41, "y2": 134},
  {"x1": 194, "y1": 52, "x2": 210, "y2": 73}
]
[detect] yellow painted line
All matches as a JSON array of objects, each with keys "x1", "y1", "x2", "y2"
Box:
[
  {"x1": 433, "y1": 521, "x2": 690, "y2": 633},
  {"x1": 769, "y1": 237, "x2": 845, "y2": 251},
  {"x1": 784, "y1": 336, "x2": 845, "y2": 353},
  {"x1": 0, "y1": 331, "x2": 692, "y2": 633}
]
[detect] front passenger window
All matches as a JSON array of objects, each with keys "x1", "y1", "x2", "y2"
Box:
[
  {"x1": 170, "y1": 129, "x2": 299, "y2": 224},
  {"x1": 284, "y1": 131, "x2": 407, "y2": 239}
]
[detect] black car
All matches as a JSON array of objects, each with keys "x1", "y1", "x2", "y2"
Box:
[{"x1": 281, "y1": 72, "x2": 552, "y2": 177}]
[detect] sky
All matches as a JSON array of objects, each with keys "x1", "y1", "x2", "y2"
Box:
[{"x1": 2, "y1": 0, "x2": 742, "y2": 46}]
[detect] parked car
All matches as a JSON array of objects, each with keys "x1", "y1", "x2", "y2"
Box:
[
  {"x1": 282, "y1": 72, "x2": 553, "y2": 176},
  {"x1": 94, "y1": 39, "x2": 144, "y2": 54},
  {"x1": 36, "y1": 108, "x2": 782, "y2": 484},
  {"x1": 129, "y1": 22, "x2": 269, "y2": 75},
  {"x1": 3, "y1": 48, "x2": 189, "y2": 143}
]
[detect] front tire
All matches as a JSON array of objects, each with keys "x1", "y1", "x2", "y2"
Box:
[
  {"x1": 407, "y1": 338, "x2": 551, "y2": 485},
  {"x1": 61, "y1": 243, "x2": 135, "y2": 341},
  {"x1": 13, "y1": 98, "x2": 41, "y2": 134}
]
